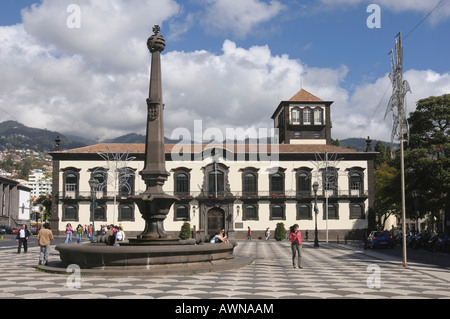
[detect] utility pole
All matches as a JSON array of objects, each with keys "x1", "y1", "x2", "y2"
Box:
[{"x1": 385, "y1": 32, "x2": 411, "y2": 268}]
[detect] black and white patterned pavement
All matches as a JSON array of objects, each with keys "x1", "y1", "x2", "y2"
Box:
[{"x1": 0, "y1": 240, "x2": 449, "y2": 299}]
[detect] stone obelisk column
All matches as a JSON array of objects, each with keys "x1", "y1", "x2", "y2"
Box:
[{"x1": 131, "y1": 25, "x2": 179, "y2": 244}]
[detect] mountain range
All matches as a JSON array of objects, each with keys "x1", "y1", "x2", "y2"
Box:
[{"x1": 0, "y1": 120, "x2": 395, "y2": 152}]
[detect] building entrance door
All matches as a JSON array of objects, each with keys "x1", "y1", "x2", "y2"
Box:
[{"x1": 207, "y1": 207, "x2": 225, "y2": 238}]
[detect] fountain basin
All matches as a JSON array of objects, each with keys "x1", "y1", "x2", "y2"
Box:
[{"x1": 37, "y1": 241, "x2": 252, "y2": 276}]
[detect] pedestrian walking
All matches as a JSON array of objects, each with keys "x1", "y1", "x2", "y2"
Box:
[
  {"x1": 289, "y1": 224, "x2": 303, "y2": 269},
  {"x1": 76, "y1": 224, "x2": 83, "y2": 244},
  {"x1": 16, "y1": 224, "x2": 30, "y2": 254},
  {"x1": 64, "y1": 223, "x2": 73, "y2": 244},
  {"x1": 247, "y1": 226, "x2": 252, "y2": 240},
  {"x1": 265, "y1": 227, "x2": 270, "y2": 240},
  {"x1": 305, "y1": 230, "x2": 309, "y2": 242},
  {"x1": 37, "y1": 223, "x2": 54, "y2": 266}
]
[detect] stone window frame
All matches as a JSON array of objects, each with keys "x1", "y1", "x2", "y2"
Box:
[
  {"x1": 346, "y1": 167, "x2": 366, "y2": 196},
  {"x1": 314, "y1": 107, "x2": 324, "y2": 125},
  {"x1": 291, "y1": 106, "x2": 301, "y2": 125},
  {"x1": 270, "y1": 202, "x2": 286, "y2": 220},
  {"x1": 91, "y1": 203, "x2": 107, "y2": 222},
  {"x1": 118, "y1": 203, "x2": 135, "y2": 222},
  {"x1": 297, "y1": 203, "x2": 312, "y2": 220},
  {"x1": 323, "y1": 202, "x2": 339, "y2": 220},
  {"x1": 62, "y1": 203, "x2": 79, "y2": 222},
  {"x1": 242, "y1": 203, "x2": 259, "y2": 221},
  {"x1": 294, "y1": 167, "x2": 313, "y2": 196},
  {"x1": 269, "y1": 167, "x2": 286, "y2": 195},
  {"x1": 303, "y1": 107, "x2": 312, "y2": 125},
  {"x1": 61, "y1": 167, "x2": 81, "y2": 199},
  {"x1": 117, "y1": 167, "x2": 136, "y2": 197},
  {"x1": 173, "y1": 203, "x2": 191, "y2": 221},
  {"x1": 172, "y1": 167, "x2": 192, "y2": 196},
  {"x1": 88, "y1": 167, "x2": 108, "y2": 196},
  {"x1": 201, "y1": 161, "x2": 231, "y2": 197},
  {"x1": 349, "y1": 201, "x2": 366, "y2": 220},
  {"x1": 239, "y1": 167, "x2": 259, "y2": 196}
]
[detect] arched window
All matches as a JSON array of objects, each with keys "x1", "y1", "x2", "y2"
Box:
[
  {"x1": 297, "y1": 204, "x2": 311, "y2": 220},
  {"x1": 297, "y1": 172, "x2": 310, "y2": 196},
  {"x1": 243, "y1": 173, "x2": 257, "y2": 196},
  {"x1": 64, "y1": 173, "x2": 78, "y2": 197},
  {"x1": 63, "y1": 205, "x2": 78, "y2": 221},
  {"x1": 119, "y1": 205, "x2": 134, "y2": 221},
  {"x1": 93, "y1": 205, "x2": 106, "y2": 221},
  {"x1": 350, "y1": 173, "x2": 362, "y2": 196},
  {"x1": 271, "y1": 204, "x2": 285, "y2": 220},
  {"x1": 243, "y1": 205, "x2": 258, "y2": 220},
  {"x1": 291, "y1": 108, "x2": 300, "y2": 124},
  {"x1": 324, "y1": 203, "x2": 339, "y2": 220},
  {"x1": 303, "y1": 108, "x2": 311, "y2": 124},
  {"x1": 175, "y1": 205, "x2": 189, "y2": 221},
  {"x1": 209, "y1": 170, "x2": 224, "y2": 196},
  {"x1": 314, "y1": 108, "x2": 324, "y2": 125},
  {"x1": 270, "y1": 173, "x2": 284, "y2": 195},
  {"x1": 175, "y1": 173, "x2": 189, "y2": 196},
  {"x1": 92, "y1": 172, "x2": 107, "y2": 195},
  {"x1": 350, "y1": 203, "x2": 364, "y2": 219},
  {"x1": 118, "y1": 168, "x2": 135, "y2": 197},
  {"x1": 323, "y1": 168, "x2": 338, "y2": 196}
]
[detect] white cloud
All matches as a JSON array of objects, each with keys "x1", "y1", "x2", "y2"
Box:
[
  {"x1": 21, "y1": 0, "x2": 180, "y2": 73},
  {"x1": 200, "y1": 0, "x2": 286, "y2": 38},
  {"x1": 1, "y1": 0, "x2": 449, "y2": 145}
]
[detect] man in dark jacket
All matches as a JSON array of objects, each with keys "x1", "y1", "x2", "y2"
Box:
[{"x1": 16, "y1": 224, "x2": 31, "y2": 254}]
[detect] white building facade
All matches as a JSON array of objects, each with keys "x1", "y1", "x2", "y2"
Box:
[{"x1": 49, "y1": 90, "x2": 376, "y2": 240}]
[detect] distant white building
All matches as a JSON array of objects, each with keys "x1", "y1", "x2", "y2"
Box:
[
  {"x1": 25, "y1": 169, "x2": 52, "y2": 198},
  {"x1": 0, "y1": 176, "x2": 31, "y2": 226}
]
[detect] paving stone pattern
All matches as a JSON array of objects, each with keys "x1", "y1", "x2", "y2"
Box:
[{"x1": 0, "y1": 240, "x2": 449, "y2": 299}]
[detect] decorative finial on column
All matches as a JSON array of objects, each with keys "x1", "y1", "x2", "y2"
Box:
[
  {"x1": 147, "y1": 25, "x2": 165, "y2": 53},
  {"x1": 365, "y1": 136, "x2": 373, "y2": 152}
]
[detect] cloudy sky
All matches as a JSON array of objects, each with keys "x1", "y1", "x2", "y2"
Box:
[{"x1": 0, "y1": 0, "x2": 449, "y2": 143}]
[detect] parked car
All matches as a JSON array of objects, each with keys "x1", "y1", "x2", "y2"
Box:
[
  {"x1": 0, "y1": 225, "x2": 12, "y2": 235},
  {"x1": 30, "y1": 228, "x2": 40, "y2": 235},
  {"x1": 11, "y1": 228, "x2": 19, "y2": 235},
  {"x1": 368, "y1": 231, "x2": 395, "y2": 249}
]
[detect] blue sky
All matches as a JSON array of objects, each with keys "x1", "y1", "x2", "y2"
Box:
[{"x1": 0, "y1": 0, "x2": 449, "y2": 142}]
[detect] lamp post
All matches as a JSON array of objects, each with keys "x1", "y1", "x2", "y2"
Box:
[
  {"x1": 412, "y1": 190, "x2": 420, "y2": 234},
  {"x1": 313, "y1": 181, "x2": 319, "y2": 247},
  {"x1": 89, "y1": 178, "x2": 99, "y2": 243}
]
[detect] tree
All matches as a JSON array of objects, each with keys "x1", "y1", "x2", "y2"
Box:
[
  {"x1": 179, "y1": 222, "x2": 191, "y2": 240},
  {"x1": 374, "y1": 162, "x2": 400, "y2": 229},
  {"x1": 374, "y1": 141, "x2": 387, "y2": 168},
  {"x1": 405, "y1": 94, "x2": 449, "y2": 231},
  {"x1": 33, "y1": 195, "x2": 52, "y2": 221},
  {"x1": 274, "y1": 222, "x2": 286, "y2": 241},
  {"x1": 407, "y1": 95, "x2": 449, "y2": 207}
]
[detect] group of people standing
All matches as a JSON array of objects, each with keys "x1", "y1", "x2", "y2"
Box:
[
  {"x1": 64, "y1": 223, "x2": 95, "y2": 243},
  {"x1": 63, "y1": 223, "x2": 126, "y2": 245}
]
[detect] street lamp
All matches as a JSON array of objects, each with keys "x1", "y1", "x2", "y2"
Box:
[
  {"x1": 89, "y1": 178, "x2": 99, "y2": 243},
  {"x1": 313, "y1": 181, "x2": 320, "y2": 247},
  {"x1": 412, "y1": 190, "x2": 420, "y2": 234}
]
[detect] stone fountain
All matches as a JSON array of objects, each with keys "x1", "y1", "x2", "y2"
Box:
[{"x1": 40, "y1": 26, "x2": 251, "y2": 276}]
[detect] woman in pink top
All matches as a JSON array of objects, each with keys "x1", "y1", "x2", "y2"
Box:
[
  {"x1": 64, "y1": 223, "x2": 73, "y2": 244},
  {"x1": 289, "y1": 224, "x2": 303, "y2": 269}
]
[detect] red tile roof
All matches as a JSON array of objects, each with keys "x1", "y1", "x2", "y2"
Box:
[
  {"x1": 289, "y1": 89, "x2": 323, "y2": 102},
  {"x1": 58, "y1": 143, "x2": 363, "y2": 154}
]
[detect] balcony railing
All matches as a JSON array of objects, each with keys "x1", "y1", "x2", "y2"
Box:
[{"x1": 59, "y1": 189, "x2": 369, "y2": 201}]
